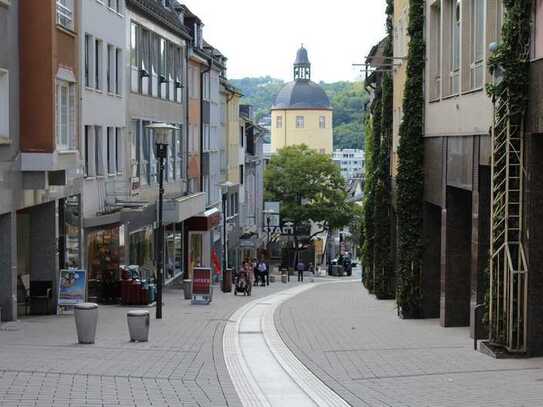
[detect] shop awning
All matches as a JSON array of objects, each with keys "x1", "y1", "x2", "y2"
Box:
[
  {"x1": 185, "y1": 207, "x2": 221, "y2": 231},
  {"x1": 163, "y1": 192, "x2": 206, "y2": 224}
]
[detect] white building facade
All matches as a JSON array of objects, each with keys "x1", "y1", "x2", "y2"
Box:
[{"x1": 332, "y1": 149, "x2": 364, "y2": 180}]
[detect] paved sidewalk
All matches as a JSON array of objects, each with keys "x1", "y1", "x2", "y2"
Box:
[
  {"x1": 0, "y1": 281, "x2": 295, "y2": 407},
  {"x1": 275, "y1": 281, "x2": 543, "y2": 407}
]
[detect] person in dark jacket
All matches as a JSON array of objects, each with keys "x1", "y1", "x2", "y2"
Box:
[{"x1": 296, "y1": 260, "x2": 305, "y2": 282}]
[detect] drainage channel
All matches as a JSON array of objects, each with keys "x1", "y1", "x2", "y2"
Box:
[{"x1": 223, "y1": 283, "x2": 351, "y2": 407}]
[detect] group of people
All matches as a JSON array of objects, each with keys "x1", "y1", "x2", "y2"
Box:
[{"x1": 239, "y1": 258, "x2": 270, "y2": 292}]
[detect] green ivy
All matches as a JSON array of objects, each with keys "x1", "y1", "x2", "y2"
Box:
[
  {"x1": 373, "y1": 0, "x2": 395, "y2": 299},
  {"x1": 395, "y1": 0, "x2": 425, "y2": 318},
  {"x1": 362, "y1": 92, "x2": 382, "y2": 293}
]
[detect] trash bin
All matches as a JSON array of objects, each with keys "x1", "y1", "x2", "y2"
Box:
[
  {"x1": 183, "y1": 279, "x2": 192, "y2": 300},
  {"x1": 281, "y1": 274, "x2": 288, "y2": 283},
  {"x1": 74, "y1": 303, "x2": 98, "y2": 344},
  {"x1": 127, "y1": 310, "x2": 150, "y2": 342}
]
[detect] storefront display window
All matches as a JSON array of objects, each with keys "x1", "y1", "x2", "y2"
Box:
[
  {"x1": 129, "y1": 227, "x2": 155, "y2": 282},
  {"x1": 87, "y1": 225, "x2": 125, "y2": 303},
  {"x1": 165, "y1": 223, "x2": 183, "y2": 281},
  {"x1": 61, "y1": 195, "x2": 81, "y2": 269},
  {"x1": 189, "y1": 232, "x2": 203, "y2": 279}
]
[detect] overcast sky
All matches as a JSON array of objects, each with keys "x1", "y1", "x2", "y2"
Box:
[{"x1": 184, "y1": 0, "x2": 387, "y2": 83}]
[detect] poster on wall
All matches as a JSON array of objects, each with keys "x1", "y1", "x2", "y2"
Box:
[
  {"x1": 192, "y1": 267, "x2": 212, "y2": 305},
  {"x1": 58, "y1": 269, "x2": 87, "y2": 307}
]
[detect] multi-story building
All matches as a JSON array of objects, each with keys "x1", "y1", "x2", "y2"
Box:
[
  {"x1": 271, "y1": 46, "x2": 333, "y2": 154},
  {"x1": 239, "y1": 105, "x2": 265, "y2": 261},
  {"x1": 0, "y1": 0, "x2": 83, "y2": 320},
  {"x1": 421, "y1": 0, "x2": 501, "y2": 330},
  {"x1": 332, "y1": 149, "x2": 364, "y2": 180},
  {"x1": 222, "y1": 81, "x2": 242, "y2": 270},
  {"x1": 0, "y1": 0, "x2": 20, "y2": 321},
  {"x1": 79, "y1": 0, "x2": 129, "y2": 296}
]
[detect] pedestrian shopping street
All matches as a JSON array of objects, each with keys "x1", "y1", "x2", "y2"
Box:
[{"x1": 2, "y1": 272, "x2": 543, "y2": 407}]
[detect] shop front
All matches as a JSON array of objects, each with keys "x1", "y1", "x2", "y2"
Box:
[{"x1": 185, "y1": 208, "x2": 221, "y2": 281}]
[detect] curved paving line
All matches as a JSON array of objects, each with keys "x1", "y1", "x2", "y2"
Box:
[{"x1": 223, "y1": 282, "x2": 351, "y2": 407}]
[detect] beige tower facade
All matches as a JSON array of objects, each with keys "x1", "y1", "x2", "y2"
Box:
[{"x1": 271, "y1": 46, "x2": 333, "y2": 154}]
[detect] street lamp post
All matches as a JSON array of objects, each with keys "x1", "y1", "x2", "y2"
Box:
[{"x1": 145, "y1": 122, "x2": 177, "y2": 320}]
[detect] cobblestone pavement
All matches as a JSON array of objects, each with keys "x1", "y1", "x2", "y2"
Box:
[
  {"x1": 0, "y1": 281, "x2": 297, "y2": 407},
  {"x1": 275, "y1": 280, "x2": 543, "y2": 407}
]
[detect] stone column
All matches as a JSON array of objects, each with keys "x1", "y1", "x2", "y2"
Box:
[{"x1": 0, "y1": 212, "x2": 17, "y2": 321}]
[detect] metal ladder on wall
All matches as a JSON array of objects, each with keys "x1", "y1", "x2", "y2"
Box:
[{"x1": 489, "y1": 90, "x2": 528, "y2": 353}]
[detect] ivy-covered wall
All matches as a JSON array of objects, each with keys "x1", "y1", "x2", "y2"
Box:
[
  {"x1": 373, "y1": 0, "x2": 395, "y2": 299},
  {"x1": 395, "y1": 0, "x2": 425, "y2": 318}
]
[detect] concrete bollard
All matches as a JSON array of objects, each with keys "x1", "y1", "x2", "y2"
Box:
[
  {"x1": 183, "y1": 279, "x2": 192, "y2": 300},
  {"x1": 127, "y1": 310, "x2": 150, "y2": 342},
  {"x1": 74, "y1": 303, "x2": 98, "y2": 344}
]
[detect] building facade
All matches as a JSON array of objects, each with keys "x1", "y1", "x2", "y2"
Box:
[
  {"x1": 332, "y1": 149, "x2": 364, "y2": 180},
  {"x1": 271, "y1": 46, "x2": 333, "y2": 154},
  {"x1": 0, "y1": 0, "x2": 83, "y2": 320}
]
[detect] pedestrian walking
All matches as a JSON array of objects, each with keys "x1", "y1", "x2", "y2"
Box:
[
  {"x1": 242, "y1": 260, "x2": 253, "y2": 296},
  {"x1": 296, "y1": 260, "x2": 305, "y2": 282},
  {"x1": 257, "y1": 259, "x2": 269, "y2": 286}
]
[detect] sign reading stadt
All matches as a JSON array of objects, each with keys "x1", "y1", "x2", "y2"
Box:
[{"x1": 192, "y1": 267, "x2": 212, "y2": 305}]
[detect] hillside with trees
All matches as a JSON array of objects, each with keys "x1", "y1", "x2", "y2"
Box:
[{"x1": 230, "y1": 77, "x2": 368, "y2": 150}]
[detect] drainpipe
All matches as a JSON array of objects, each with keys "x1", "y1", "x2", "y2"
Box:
[
  {"x1": 200, "y1": 57, "x2": 212, "y2": 193},
  {"x1": 185, "y1": 49, "x2": 190, "y2": 194}
]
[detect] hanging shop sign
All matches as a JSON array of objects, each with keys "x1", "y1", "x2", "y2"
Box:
[
  {"x1": 192, "y1": 267, "x2": 212, "y2": 305},
  {"x1": 58, "y1": 269, "x2": 87, "y2": 307}
]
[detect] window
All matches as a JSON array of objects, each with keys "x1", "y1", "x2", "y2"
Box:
[
  {"x1": 56, "y1": 80, "x2": 76, "y2": 150},
  {"x1": 240, "y1": 125, "x2": 244, "y2": 147},
  {"x1": 130, "y1": 22, "x2": 138, "y2": 93},
  {"x1": 115, "y1": 128, "x2": 122, "y2": 174},
  {"x1": 319, "y1": 116, "x2": 326, "y2": 129},
  {"x1": 95, "y1": 39, "x2": 103, "y2": 90},
  {"x1": 107, "y1": 127, "x2": 116, "y2": 175},
  {"x1": 84, "y1": 126, "x2": 90, "y2": 176},
  {"x1": 95, "y1": 126, "x2": 104, "y2": 176},
  {"x1": 296, "y1": 115, "x2": 304, "y2": 128},
  {"x1": 175, "y1": 47, "x2": 183, "y2": 103},
  {"x1": 107, "y1": 44, "x2": 114, "y2": 93},
  {"x1": 141, "y1": 29, "x2": 150, "y2": 96},
  {"x1": 240, "y1": 165, "x2": 244, "y2": 184},
  {"x1": 115, "y1": 48, "x2": 122, "y2": 95},
  {"x1": 108, "y1": 0, "x2": 120, "y2": 13},
  {"x1": 471, "y1": 0, "x2": 484, "y2": 88},
  {"x1": 0, "y1": 69, "x2": 8, "y2": 140},
  {"x1": 430, "y1": 1, "x2": 442, "y2": 99},
  {"x1": 160, "y1": 38, "x2": 167, "y2": 99},
  {"x1": 276, "y1": 115, "x2": 282, "y2": 128},
  {"x1": 168, "y1": 43, "x2": 175, "y2": 102},
  {"x1": 151, "y1": 34, "x2": 159, "y2": 97},
  {"x1": 56, "y1": 0, "x2": 74, "y2": 30},
  {"x1": 450, "y1": 0, "x2": 461, "y2": 94},
  {"x1": 84, "y1": 34, "x2": 92, "y2": 88}
]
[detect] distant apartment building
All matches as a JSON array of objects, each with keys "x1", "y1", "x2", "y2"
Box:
[{"x1": 332, "y1": 149, "x2": 364, "y2": 180}]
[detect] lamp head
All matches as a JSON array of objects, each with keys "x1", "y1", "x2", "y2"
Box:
[{"x1": 145, "y1": 122, "x2": 177, "y2": 145}]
